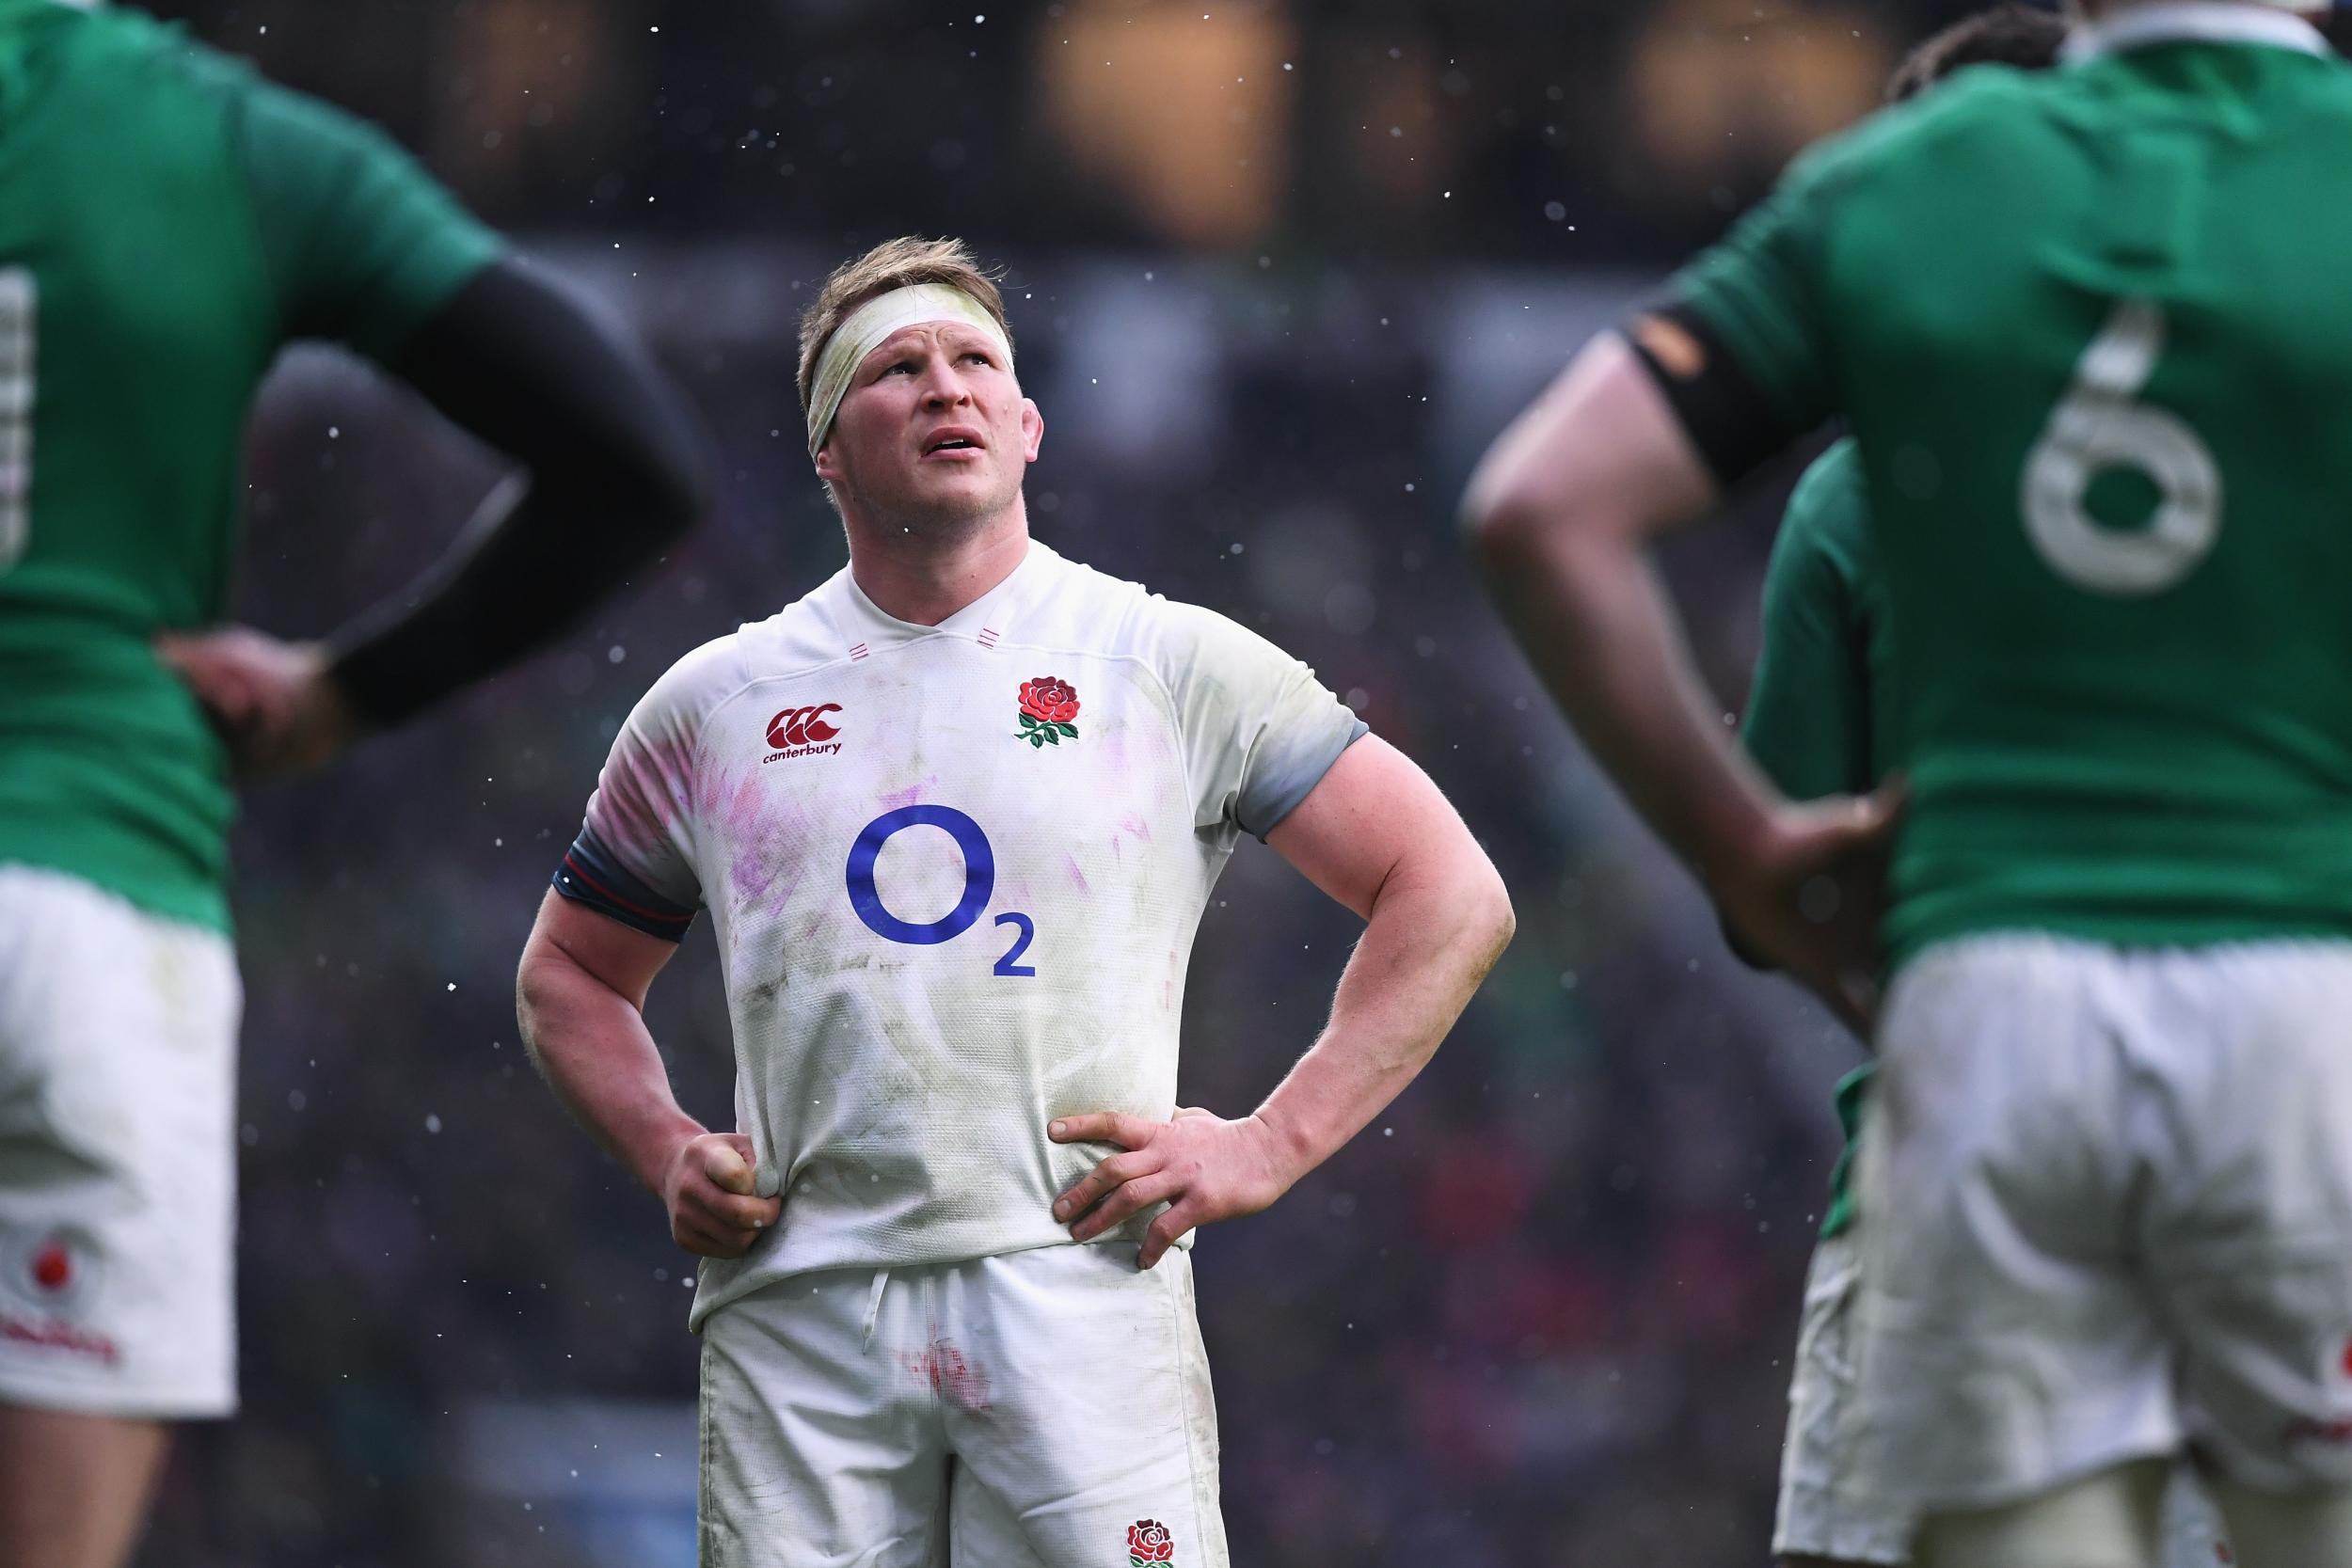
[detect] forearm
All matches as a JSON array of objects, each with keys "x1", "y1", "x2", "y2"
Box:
[
  {"x1": 516, "y1": 945, "x2": 703, "y2": 1195},
  {"x1": 328, "y1": 467, "x2": 686, "y2": 725},
  {"x1": 1254, "y1": 857, "x2": 1512, "y2": 1175},
  {"x1": 1481, "y1": 516, "x2": 1776, "y2": 893},
  {"x1": 1463, "y1": 332, "x2": 1777, "y2": 893}
]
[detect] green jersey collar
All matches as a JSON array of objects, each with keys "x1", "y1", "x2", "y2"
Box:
[{"x1": 2064, "y1": 3, "x2": 2329, "y2": 63}]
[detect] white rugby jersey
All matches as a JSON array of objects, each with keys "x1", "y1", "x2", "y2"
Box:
[{"x1": 553, "y1": 542, "x2": 1364, "y2": 1328}]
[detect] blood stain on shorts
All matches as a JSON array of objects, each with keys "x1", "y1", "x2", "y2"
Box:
[{"x1": 900, "y1": 1338, "x2": 993, "y2": 1415}]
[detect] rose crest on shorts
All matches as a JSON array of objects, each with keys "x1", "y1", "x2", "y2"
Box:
[
  {"x1": 1014, "y1": 675, "x2": 1080, "y2": 748},
  {"x1": 1125, "y1": 1519, "x2": 1174, "y2": 1565},
  {"x1": 8, "y1": 1227, "x2": 101, "y2": 1314}
]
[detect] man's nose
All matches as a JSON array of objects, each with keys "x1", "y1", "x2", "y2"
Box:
[{"x1": 919, "y1": 364, "x2": 973, "y2": 406}]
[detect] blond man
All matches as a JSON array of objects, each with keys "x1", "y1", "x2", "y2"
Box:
[{"x1": 516, "y1": 237, "x2": 1514, "y2": 1566}]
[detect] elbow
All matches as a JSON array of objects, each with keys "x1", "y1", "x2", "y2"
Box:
[
  {"x1": 1469, "y1": 862, "x2": 1517, "y2": 974},
  {"x1": 1423, "y1": 853, "x2": 1515, "y2": 980},
  {"x1": 514, "y1": 936, "x2": 573, "y2": 1065},
  {"x1": 514, "y1": 946, "x2": 551, "y2": 1053},
  {"x1": 552, "y1": 372, "x2": 717, "y2": 566},
  {"x1": 611, "y1": 405, "x2": 717, "y2": 554},
  {"x1": 1459, "y1": 468, "x2": 1545, "y2": 582},
  {"x1": 1463, "y1": 475, "x2": 1585, "y2": 615}
]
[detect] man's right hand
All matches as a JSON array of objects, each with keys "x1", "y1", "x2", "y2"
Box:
[
  {"x1": 660, "y1": 1132, "x2": 783, "y2": 1259},
  {"x1": 1711, "y1": 784, "x2": 1904, "y2": 1035}
]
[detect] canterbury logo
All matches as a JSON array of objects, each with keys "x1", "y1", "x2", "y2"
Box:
[{"x1": 763, "y1": 704, "x2": 844, "y2": 763}]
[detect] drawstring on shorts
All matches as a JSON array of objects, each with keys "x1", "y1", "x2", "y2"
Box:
[{"x1": 862, "y1": 1268, "x2": 891, "y2": 1351}]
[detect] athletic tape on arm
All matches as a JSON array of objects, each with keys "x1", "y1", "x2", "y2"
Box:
[{"x1": 805, "y1": 284, "x2": 1014, "y2": 457}]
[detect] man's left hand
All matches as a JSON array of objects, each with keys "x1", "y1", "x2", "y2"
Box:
[
  {"x1": 157, "y1": 626, "x2": 365, "y2": 780},
  {"x1": 1049, "y1": 1108, "x2": 1299, "y2": 1268}
]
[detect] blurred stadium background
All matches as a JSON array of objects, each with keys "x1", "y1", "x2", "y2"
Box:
[{"x1": 138, "y1": 1, "x2": 1994, "y2": 1562}]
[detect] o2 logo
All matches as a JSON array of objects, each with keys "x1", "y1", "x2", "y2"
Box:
[{"x1": 844, "y1": 805, "x2": 1036, "y2": 976}]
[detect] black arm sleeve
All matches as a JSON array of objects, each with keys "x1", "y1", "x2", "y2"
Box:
[
  {"x1": 326, "y1": 257, "x2": 715, "y2": 726},
  {"x1": 1623, "y1": 299, "x2": 1804, "y2": 491}
]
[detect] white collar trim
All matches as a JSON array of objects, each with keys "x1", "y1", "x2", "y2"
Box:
[{"x1": 2066, "y1": 4, "x2": 2329, "y2": 63}]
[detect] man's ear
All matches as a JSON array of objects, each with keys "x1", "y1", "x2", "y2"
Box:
[
  {"x1": 1020, "y1": 398, "x2": 1044, "y2": 463},
  {"x1": 813, "y1": 438, "x2": 846, "y2": 488}
]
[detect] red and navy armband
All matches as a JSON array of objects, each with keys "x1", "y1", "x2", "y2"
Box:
[
  {"x1": 1623, "y1": 298, "x2": 1803, "y2": 489},
  {"x1": 551, "y1": 828, "x2": 696, "y2": 942}
]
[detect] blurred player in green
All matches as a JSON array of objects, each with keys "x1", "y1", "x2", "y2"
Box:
[
  {"x1": 1751, "y1": 24, "x2": 2229, "y2": 1566},
  {"x1": 1469, "y1": 0, "x2": 2352, "y2": 1562},
  {"x1": 0, "y1": 3, "x2": 710, "y2": 1565}
]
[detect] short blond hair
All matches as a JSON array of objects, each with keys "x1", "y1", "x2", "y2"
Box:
[{"x1": 796, "y1": 236, "x2": 1014, "y2": 413}]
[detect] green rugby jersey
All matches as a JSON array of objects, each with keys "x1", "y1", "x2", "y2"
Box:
[
  {"x1": 1741, "y1": 438, "x2": 1888, "y2": 1240},
  {"x1": 1675, "y1": 8, "x2": 2352, "y2": 966},
  {"x1": 0, "y1": 0, "x2": 501, "y2": 931}
]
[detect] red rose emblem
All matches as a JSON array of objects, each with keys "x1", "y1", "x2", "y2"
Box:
[
  {"x1": 1126, "y1": 1519, "x2": 1173, "y2": 1564},
  {"x1": 30, "y1": 1242, "x2": 70, "y2": 1292},
  {"x1": 1019, "y1": 677, "x2": 1080, "y2": 725},
  {"x1": 1014, "y1": 676, "x2": 1081, "y2": 748}
]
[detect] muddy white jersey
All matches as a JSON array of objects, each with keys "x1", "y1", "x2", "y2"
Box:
[{"x1": 554, "y1": 543, "x2": 1364, "y2": 1328}]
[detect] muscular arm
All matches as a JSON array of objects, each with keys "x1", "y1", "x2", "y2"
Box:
[
  {"x1": 516, "y1": 891, "x2": 778, "y2": 1257},
  {"x1": 1051, "y1": 736, "x2": 1515, "y2": 1266},
  {"x1": 161, "y1": 259, "x2": 713, "y2": 770},
  {"x1": 1464, "y1": 334, "x2": 1768, "y2": 879},
  {"x1": 333, "y1": 258, "x2": 713, "y2": 724},
  {"x1": 1462, "y1": 334, "x2": 1896, "y2": 1024},
  {"x1": 1251, "y1": 736, "x2": 1515, "y2": 1168}
]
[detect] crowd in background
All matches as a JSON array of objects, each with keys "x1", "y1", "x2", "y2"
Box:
[
  {"x1": 153, "y1": 0, "x2": 1975, "y2": 261},
  {"x1": 126, "y1": 1, "x2": 1994, "y2": 1562}
]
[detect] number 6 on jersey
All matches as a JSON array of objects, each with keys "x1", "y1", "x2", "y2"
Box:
[{"x1": 2021, "y1": 298, "x2": 2223, "y2": 596}]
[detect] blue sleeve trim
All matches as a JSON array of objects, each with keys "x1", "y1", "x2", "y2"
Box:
[
  {"x1": 550, "y1": 828, "x2": 695, "y2": 942},
  {"x1": 1237, "y1": 720, "x2": 1370, "y2": 842}
]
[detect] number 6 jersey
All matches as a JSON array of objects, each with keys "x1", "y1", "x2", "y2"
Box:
[
  {"x1": 553, "y1": 543, "x2": 1363, "y2": 1324},
  {"x1": 1664, "y1": 7, "x2": 2352, "y2": 966}
]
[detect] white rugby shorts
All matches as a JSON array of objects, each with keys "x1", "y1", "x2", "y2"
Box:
[
  {"x1": 1852, "y1": 934, "x2": 2352, "y2": 1515},
  {"x1": 699, "y1": 1242, "x2": 1226, "y2": 1568},
  {"x1": 0, "y1": 864, "x2": 241, "y2": 1417},
  {"x1": 1774, "y1": 1229, "x2": 2232, "y2": 1565}
]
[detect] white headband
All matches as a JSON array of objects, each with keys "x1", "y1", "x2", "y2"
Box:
[{"x1": 803, "y1": 283, "x2": 1014, "y2": 458}]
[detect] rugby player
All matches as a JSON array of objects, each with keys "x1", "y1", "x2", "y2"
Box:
[
  {"x1": 0, "y1": 4, "x2": 709, "y2": 1565},
  {"x1": 1755, "y1": 19, "x2": 2230, "y2": 1562},
  {"x1": 1467, "y1": 0, "x2": 2352, "y2": 1562},
  {"x1": 516, "y1": 236, "x2": 1515, "y2": 1566}
]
